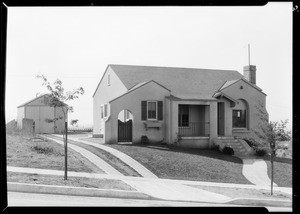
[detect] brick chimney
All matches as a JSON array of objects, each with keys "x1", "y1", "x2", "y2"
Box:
[{"x1": 243, "y1": 65, "x2": 256, "y2": 85}]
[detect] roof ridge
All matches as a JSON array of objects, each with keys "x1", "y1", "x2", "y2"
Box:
[{"x1": 109, "y1": 64, "x2": 239, "y2": 72}]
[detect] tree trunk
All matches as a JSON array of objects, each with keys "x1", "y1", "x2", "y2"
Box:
[
  {"x1": 270, "y1": 152, "x2": 274, "y2": 195},
  {"x1": 64, "y1": 121, "x2": 68, "y2": 180}
]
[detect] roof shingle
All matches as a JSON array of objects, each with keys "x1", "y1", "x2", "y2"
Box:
[{"x1": 109, "y1": 64, "x2": 244, "y2": 99}]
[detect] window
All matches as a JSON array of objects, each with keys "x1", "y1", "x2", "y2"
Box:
[
  {"x1": 100, "y1": 106, "x2": 104, "y2": 119},
  {"x1": 147, "y1": 101, "x2": 157, "y2": 120},
  {"x1": 178, "y1": 105, "x2": 189, "y2": 127},
  {"x1": 108, "y1": 74, "x2": 111, "y2": 86},
  {"x1": 104, "y1": 104, "x2": 108, "y2": 117},
  {"x1": 232, "y1": 99, "x2": 247, "y2": 128}
]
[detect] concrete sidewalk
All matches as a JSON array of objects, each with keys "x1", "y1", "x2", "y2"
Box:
[
  {"x1": 49, "y1": 134, "x2": 158, "y2": 179},
  {"x1": 39, "y1": 135, "x2": 124, "y2": 176},
  {"x1": 240, "y1": 157, "x2": 278, "y2": 187},
  {"x1": 7, "y1": 166, "x2": 292, "y2": 207}
]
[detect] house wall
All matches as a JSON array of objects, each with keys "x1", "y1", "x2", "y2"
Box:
[
  {"x1": 17, "y1": 107, "x2": 25, "y2": 129},
  {"x1": 221, "y1": 80, "x2": 267, "y2": 139},
  {"x1": 107, "y1": 81, "x2": 171, "y2": 144},
  {"x1": 93, "y1": 66, "x2": 128, "y2": 137}
]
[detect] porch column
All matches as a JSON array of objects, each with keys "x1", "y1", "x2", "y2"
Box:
[
  {"x1": 209, "y1": 101, "x2": 218, "y2": 148},
  {"x1": 170, "y1": 101, "x2": 178, "y2": 144}
]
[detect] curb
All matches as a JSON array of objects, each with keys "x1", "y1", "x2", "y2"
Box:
[
  {"x1": 225, "y1": 197, "x2": 292, "y2": 207},
  {"x1": 7, "y1": 182, "x2": 154, "y2": 200}
]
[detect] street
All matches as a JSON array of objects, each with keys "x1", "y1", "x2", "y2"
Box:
[{"x1": 6, "y1": 191, "x2": 292, "y2": 211}]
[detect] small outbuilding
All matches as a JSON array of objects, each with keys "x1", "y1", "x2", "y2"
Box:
[{"x1": 17, "y1": 94, "x2": 67, "y2": 134}]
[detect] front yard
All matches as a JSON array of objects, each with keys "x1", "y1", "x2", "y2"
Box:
[
  {"x1": 6, "y1": 133, "x2": 103, "y2": 173},
  {"x1": 106, "y1": 143, "x2": 252, "y2": 184}
]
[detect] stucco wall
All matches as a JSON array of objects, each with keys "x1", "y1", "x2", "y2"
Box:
[
  {"x1": 93, "y1": 66, "x2": 128, "y2": 136},
  {"x1": 107, "y1": 81, "x2": 171, "y2": 144},
  {"x1": 221, "y1": 80, "x2": 267, "y2": 139}
]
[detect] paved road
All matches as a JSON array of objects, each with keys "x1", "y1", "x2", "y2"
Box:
[{"x1": 6, "y1": 192, "x2": 292, "y2": 211}]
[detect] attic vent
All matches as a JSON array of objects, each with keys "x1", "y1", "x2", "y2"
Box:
[{"x1": 240, "y1": 86, "x2": 243, "y2": 89}]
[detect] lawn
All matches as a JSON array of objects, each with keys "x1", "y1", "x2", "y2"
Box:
[
  {"x1": 264, "y1": 156, "x2": 292, "y2": 187},
  {"x1": 107, "y1": 143, "x2": 251, "y2": 184},
  {"x1": 6, "y1": 132, "x2": 103, "y2": 173},
  {"x1": 187, "y1": 184, "x2": 292, "y2": 200},
  {"x1": 7, "y1": 172, "x2": 135, "y2": 191}
]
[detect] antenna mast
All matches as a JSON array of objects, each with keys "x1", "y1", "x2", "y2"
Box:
[{"x1": 248, "y1": 44, "x2": 251, "y2": 66}]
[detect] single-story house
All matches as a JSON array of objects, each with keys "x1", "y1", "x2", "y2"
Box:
[
  {"x1": 92, "y1": 64, "x2": 267, "y2": 149},
  {"x1": 17, "y1": 94, "x2": 67, "y2": 134}
]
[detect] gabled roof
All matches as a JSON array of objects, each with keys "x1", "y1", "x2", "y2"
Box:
[
  {"x1": 108, "y1": 64, "x2": 244, "y2": 99},
  {"x1": 17, "y1": 94, "x2": 67, "y2": 108},
  {"x1": 17, "y1": 94, "x2": 49, "y2": 108},
  {"x1": 218, "y1": 78, "x2": 266, "y2": 95},
  {"x1": 109, "y1": 80, "x2": 170, "y2": 103}
]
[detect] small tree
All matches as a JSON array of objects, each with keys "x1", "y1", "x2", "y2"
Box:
[
  {"x1": 70, "y1": 119, "x2": 79, "y2": 127},
  {"x1": 37, "y1": 75, "x2": 84, "y2": 180},
  {"x1": 253, "y1": 101, "x2": 291, "y2": 195}
]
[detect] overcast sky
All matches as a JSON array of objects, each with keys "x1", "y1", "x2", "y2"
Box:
[{"x1": 5, "y1": 3, "x2": 292, "y2": 130}]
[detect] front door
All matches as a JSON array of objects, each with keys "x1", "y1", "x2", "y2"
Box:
[
  {"x1": 217, "y1": 102, "x2": 225, "y2": 136},
  {"x1": 118, "y1": 119, "x2": 132, "y2": 142}
]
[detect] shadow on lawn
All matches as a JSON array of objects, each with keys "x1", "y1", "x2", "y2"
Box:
[{"x1": 115, "y1": 143, "x2": 243, "y2": 164}]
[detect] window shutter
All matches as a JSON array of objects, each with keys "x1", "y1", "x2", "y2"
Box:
[
  {"x1": 141, "y1": 101, "x2": 147, "y2": 120},
  {"x1": 158, "y1": 101, "x2": 163, "y2": 120}
]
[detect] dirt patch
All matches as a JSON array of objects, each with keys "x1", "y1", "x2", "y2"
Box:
[{"x1": 7, "y1": 172, "x2": 136, "y2": 191}]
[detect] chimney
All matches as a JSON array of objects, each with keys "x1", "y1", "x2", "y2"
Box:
[{"x1": 243, "y1": 65, "x2": 256, "y2": 85}]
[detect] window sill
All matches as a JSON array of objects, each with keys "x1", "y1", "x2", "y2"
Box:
[
  {"x1": 232, "y1": 128, "x2": 250, "y2": 133},
  {"x1": 144, "y1": 121, "x2": 163, "y2": 130}
]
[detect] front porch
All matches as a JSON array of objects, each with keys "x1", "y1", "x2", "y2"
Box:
[{"x1": 177, "y1": 104, "x2": 210, "y2": 137}]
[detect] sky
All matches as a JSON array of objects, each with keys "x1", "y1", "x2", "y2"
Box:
[{"x1": 5, "y1": 3, "x2": 293, "y2": 130}]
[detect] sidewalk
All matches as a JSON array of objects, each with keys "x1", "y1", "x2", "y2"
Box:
[
  {"x1": 49, "y1": 134, "x2": 158, "y2": 179},
  {"x1": 40, "y1": 135, "x2": 124, "y2": 176},
  {"x1": 7, "y1": 166, "x2": 292, "y2": 207}
]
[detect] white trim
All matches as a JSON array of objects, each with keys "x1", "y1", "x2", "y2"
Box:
[{"x1": 147, "y1": 101, "x2": 157, "y2": 120}]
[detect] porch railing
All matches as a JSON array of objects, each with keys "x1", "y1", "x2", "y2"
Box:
[{"x1": 178, "y1": 122, "x2": 210, "y2": 137}]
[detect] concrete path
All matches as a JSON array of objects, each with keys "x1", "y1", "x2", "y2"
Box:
[
  {"x1": 241, "y1": 157, "x2": 278, "y2": 187},
  {"x1": 7, "y1": 166, "x2": 230, "y2": 203},
  {"x1": 50, "y1": 134, "x2": 158, "y2": 179},
  {"x1": 39, "y1": 135, "x2": 124, "y2": 176},
  {"x1": 7, "y1": 166, "x2": 292, "y2": 196}
]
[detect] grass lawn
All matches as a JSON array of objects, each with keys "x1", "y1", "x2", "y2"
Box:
[
  {"x1": 187, "y1": 184, "x2": 292, "y2": 200},
  {"x1": 263, "y1": 156, "x2": 292, "y2": 187},
  {"x1": 107, "y1": 143, "x2": 251, "y2": 184},
  {"x1": 47, "y1": 135, "x2": 141, "y2": 177},
  {"x1": 7, "y1": 172, "x2": 135, "y2": 191},
  {"x1": 6, "y1": 132, "x2": 104, "y2": 174}
]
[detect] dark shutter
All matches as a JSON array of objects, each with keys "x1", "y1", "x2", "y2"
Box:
[
  {"x1": 158, "y1": 101, "x2": 163, "y2": 120},
  {"x1": 141, "y1": 101, "x2": 147, "y2": 120}
]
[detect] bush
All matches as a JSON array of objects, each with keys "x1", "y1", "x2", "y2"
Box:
[
  {"x1": 141, "y1": 136, "x2": 149, "y2": 145},
  {"x1": 222, "y1": 146, "x2": 234, "y2": 156},
  {"x1": 255, "y1": 148, "x2": 267, "y2": 157},
  {"x1": 243, "y1": 138, "x2": 260, "y2": 148},
  {"x1": 211, "y1": 144, "x2": 220, "y2": 152}
]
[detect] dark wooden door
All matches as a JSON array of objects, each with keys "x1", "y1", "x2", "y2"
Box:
[
  {"x1": 118, "y1": 119, "x2": 132, "y2": 142},
  {"x1": 218, "y1": 102, "x2": 225, "y2": 136}
]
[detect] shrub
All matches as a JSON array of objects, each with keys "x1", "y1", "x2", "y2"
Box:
[
  {"x1": 243, "y1": 138, "x2": 260, "y2": 148},
  {"x1": 211, "y1": 144, "x2": 220, "y2": 152},
  {"x1": 255, "y1": 148, "x2": 267, "y2": 157},
  {"x1": 141, "y1": 136, "x2": 149, "y2": 145},
  {"x1": 31, "y1": 145, "x2": 54, "y2": 155},
  {"x1": 222, "y1": 146, "x2": 234, "y2": 156}
]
